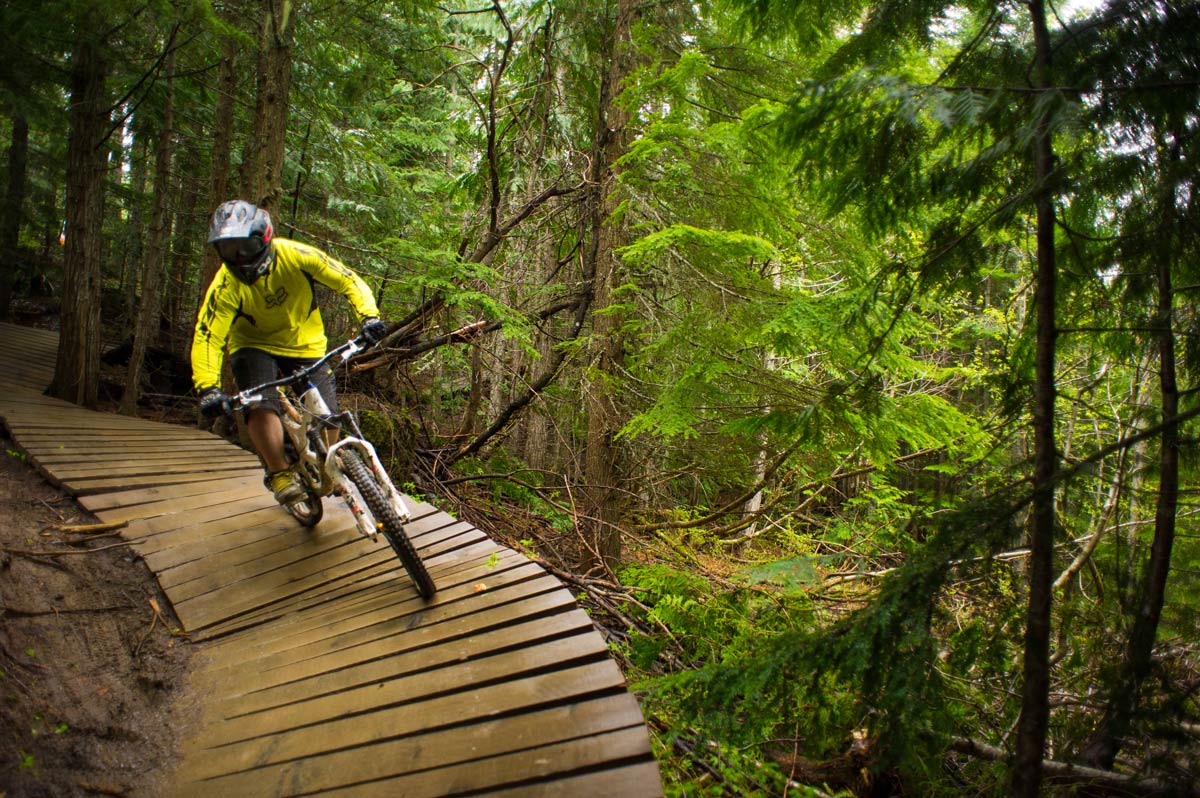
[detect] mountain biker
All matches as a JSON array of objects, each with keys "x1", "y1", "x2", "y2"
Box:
[{"x1": 191, "y1": 199, "x2": 387, "y2": 506}]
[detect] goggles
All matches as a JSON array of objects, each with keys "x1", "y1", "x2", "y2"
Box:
[{"x1": 215, "y1": 236, "x2": 265, "y2": 267}]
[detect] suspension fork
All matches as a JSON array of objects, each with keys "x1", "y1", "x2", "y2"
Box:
[{"x1": 328, "y1": 437, "x2": 412, "y2": 523}]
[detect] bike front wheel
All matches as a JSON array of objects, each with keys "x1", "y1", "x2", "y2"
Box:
[{"x1": 340, "y1": 450, "x2": 436, "y2": 599}]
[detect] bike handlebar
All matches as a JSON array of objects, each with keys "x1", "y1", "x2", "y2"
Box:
[{"x1": 222, "y1": 335, "x2": 370, "y2": 414}]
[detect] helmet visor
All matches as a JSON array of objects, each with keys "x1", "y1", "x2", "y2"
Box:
[{"x1": 215, "y1": 237, "x2": 264, "y2": 268}]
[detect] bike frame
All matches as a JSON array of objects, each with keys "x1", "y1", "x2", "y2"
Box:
[{"x1": 230, "y1": 337, "x2": 412, "y2": 538}]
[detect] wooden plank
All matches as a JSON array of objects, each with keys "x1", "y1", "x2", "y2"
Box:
[
  {"x1": 188, "y1": 536, "x2": 504, "y2": 641},
  {"x1": 484, "y1": 762, "x2": 665, "y2": 798},
  {"x1": 80, "y1": 474, "x2": 266, "y2": 512},
  {"x1": 2, "y1": 410, "x2": 205, "y2": 428},
  {"x1": 5, "y1": 419, "x2": 200, "y2": 435},
  {"x1": 191, "y1": 548, "x2": 529, "y2": 663},
  {"x1": 0, "y1": 364, "x2": 53, "y2": 381},
  {"x1": 0, "y1": 364, "x2": 54, "y2": 378},
  {"x1": 87, "y1": 481, "x2": 270, "y2": 524},
  {"x1": 175, "y1": 696, "x2": 648, "y2": 798},
  {"x1": 312, "y1": 728, "x2": 655, "y2": 798},
  {"x1": 197, "y1": 557, "x2": 547, "y2": 674},
  {"x1": 196, "y1": 537, "x2": 521, "y2": 646},
  {"x1": 0, "y1": 394, "x2": 68, "y2": 410},
  {"x1": 42, "y1": 455, "x2": 257, "y2": 479},
  {"x1": 63, "y1": 468, "x2": 263, "y2": 496},
  {"x1": 172, "y1": 695, "x2": 648, "y2": 798},
  {"x1": 32, "y1": 446, "x2": 243, "y2": 464},
  {"x1": 0, "y1": 354, "x2": 55, "y2": 368},
  {"x1": 194, "y1": 554, "x2": 542, "y2": 665},
  {"x1": 121, "y1": 496, "x2": 280, "y2": 546},
  {"x1": 171, "y1": 546, "x2": 399, "y2": 631},
  {"x1": 16, "y1": 429, "x2": 226, "y2": 446},
  {"x1": 213, "y1": 603, "x2": 592, "y2": 717},
  {"x1": 0, "y1": 322, "x2": 58, "y2": 341},
  {"x1": 165, "y1": 513, "x2": 470, "y2": 605},
  {"x1": 0, "y1": 348, "x2": 54, "y2": 362},
  {"x1": 169, "y1": 520, "x2": 487, "y2": 632},
  {"x1": 162, "y1": 523, "x2": 359, "y2": 600},
  {"x1": 197, "y1": 630, "x2": 610, "y2": 750},
  {"x1": 144, "y1": 508, "x2": 362, "y2": 573},
  {"x1": 195, "y1": 579, "x2": 572, "y2": 700},
  {"x1": 151, "y1": 505, "x2": 462, "y2": 588},
  {"x1": 175, "y1": 659, "x2": 629, "y2": 783},
  {"x1": 11, "y1": 428, "x2": 219, "y2": 443}
]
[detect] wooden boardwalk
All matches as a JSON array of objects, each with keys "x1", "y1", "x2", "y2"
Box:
[{"x1": 0, "y1": 322, "x2": 662, "y2": 797}]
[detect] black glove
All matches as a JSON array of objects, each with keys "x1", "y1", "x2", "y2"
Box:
[
  {"x1": 361, "y1": 317, "x2": 387, "y2": 345},
  {"x1": 198, "y1": 387, "x2": 230, "y2": 418}
]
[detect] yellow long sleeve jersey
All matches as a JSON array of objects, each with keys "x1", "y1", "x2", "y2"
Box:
[{"x1": 191, "y1": 238, "x2": 379, "y2": 390}]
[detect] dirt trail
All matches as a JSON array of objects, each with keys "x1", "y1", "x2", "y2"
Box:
[{"x1": 0, "y1": 434, "x2": 197, "y2": 797}]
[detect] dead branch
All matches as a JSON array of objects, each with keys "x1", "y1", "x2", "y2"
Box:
[
  {"x1": 950, "y1": 737, "x2": 1198, "y2": 797},
  {"x1": 45, "y1": 521, "x2": 128, "y2": 535},
  {"x1": 2, "y1": 604, "x2": 135, "y2": 616},
  {"x1": 1, "y1": 540, "x2": 133, "y2": 558}
]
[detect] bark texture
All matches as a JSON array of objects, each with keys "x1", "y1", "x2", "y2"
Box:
[
  {"x1": 49, "y1": 26, "x2": 108, "y2": 407},
  {"x1": 1010, "y1": 1, "x2": 1059, "y2": 795},
  {"x1": 581, "y1": 0, "x2": 641, "y2": 572},
  {"x1": 0, "y1": 113, "x2": 28, "y2": 321},
  {"x1": 239, "y1": 0, "x2": 297, "y2": 210},
  {"x1": 121, "y1": 46, "x2": 176, "y2": 414}
]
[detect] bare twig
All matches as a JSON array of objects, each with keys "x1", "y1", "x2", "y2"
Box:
[
  {"x1": 1, "y1": 540, "x2": 133, "y2": 558},
  {"x1": 950, "y1": 737, "x2": 1198, "y2": 797},
  {"x1": 2, "y1": 604, "x2": 134, "y2": 616},
  {"x1": 47, "y1": 521, "x2": 129, "y2": 535}
]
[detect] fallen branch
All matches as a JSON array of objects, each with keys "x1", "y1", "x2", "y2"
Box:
[
  {"x1": 2, "y1": 604, "x2": 134, "y2": 616},
  {"x1": 950, "y1": 737, "x2": 1197, "y2": 797},
  {"x1": 133, "y1": 606, "x2": 158, "y2": 658},
  {"x1": 147, "y1": 597, "x2": 186, "y2": 637},
  {"x1": 1, "y1": 540, "x2": 134, "y2": 558},
  {"x1": 47, "y1": 520, "x2": 129, "y2": 535}
]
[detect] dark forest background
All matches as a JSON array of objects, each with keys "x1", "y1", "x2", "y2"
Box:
[{"x1": 1, "y1": 0, "x2": 1197, "y2": 794}]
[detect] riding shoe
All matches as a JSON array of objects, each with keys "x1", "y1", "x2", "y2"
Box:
[{"x1": 269, "y1": 469, "x2": 306, "y2": 505}]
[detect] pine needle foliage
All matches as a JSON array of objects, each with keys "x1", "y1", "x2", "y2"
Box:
[{"x1": 630, "y1": 485, "x2": 1028, "y2": 788}]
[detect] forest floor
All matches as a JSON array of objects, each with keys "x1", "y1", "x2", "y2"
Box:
[{"x1": 0, "y1": 427, "x2": 199, "y2": 798}]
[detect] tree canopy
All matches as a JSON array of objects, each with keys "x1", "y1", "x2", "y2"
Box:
[{"x1": 1, "y1": 0, "x2": 1197, "y2": 794}]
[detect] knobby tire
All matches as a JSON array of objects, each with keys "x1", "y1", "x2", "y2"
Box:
[{"x1": 341, "y1": 450, "x2": 436, "y2": 599}]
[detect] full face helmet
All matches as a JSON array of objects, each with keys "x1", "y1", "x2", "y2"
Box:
[{"x1": 208, "y1": 200, "x2": 275, "y2": 284}]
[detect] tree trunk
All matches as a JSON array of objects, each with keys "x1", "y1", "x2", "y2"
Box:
[
  {"x1": 166, "y1": 147, "x2": 200, "y2": 353},
  {"x1": 522, "y1": 240, "x2": 561, "y2": 472},
  {"x1": 581, "y1": 0, "x2": 641, "y2": 573},
  {"x1": 1077, "y1": 129, "x2": 1182, "y2": 772},
  {"x1": 239, "y1": 0, "x2": 296, "y2": 210},
  {"x1": 121, "y1": 47, "x2": 176, "y2": 415},
  {"x1": 49, "y1": 27, "x2": 108, "y2": 407},
  {"x1": 0, "y1": 113, "x2": 28, "y2": 321},
  {"x1": 120, "y1": 128, "x2": 149, "y2": 327},
  {"x1": 1009, "y1": 2, "x2": 1059, "y2": 796},
  {"x1": 199, "y1": 34, "x2": 239, "y2": 297},
  {"x1": 742, "y1": 262, "x2": 783, "y2": 538}
]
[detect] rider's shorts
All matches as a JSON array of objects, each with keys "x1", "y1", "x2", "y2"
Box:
[{"x1": 229, "y1": 347, "x2": 340, "y2": 418}]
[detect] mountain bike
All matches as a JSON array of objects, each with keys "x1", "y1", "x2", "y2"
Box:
[{"x1": 219, "y1": 336, "x2": 437, "y2": 600}]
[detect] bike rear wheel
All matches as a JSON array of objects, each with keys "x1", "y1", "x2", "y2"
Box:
[
  {"x1": 281, "y1": 436, "x2": 324, "y2": 527},
  {"x1": 340, "y1": 450, "x2": 436, "y2": 599}
]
